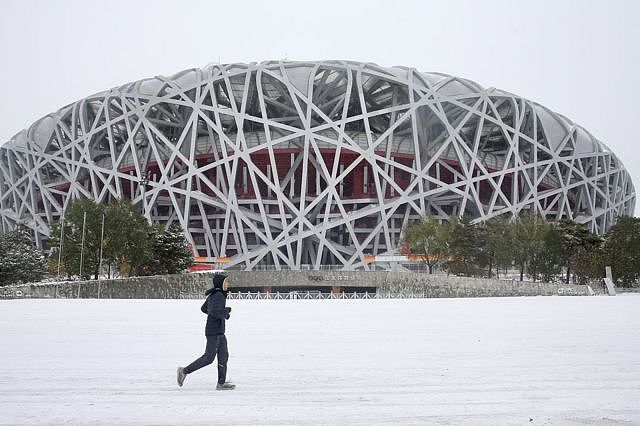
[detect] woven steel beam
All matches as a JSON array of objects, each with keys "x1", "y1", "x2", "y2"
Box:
[{"x1": 0, "y1": 60, "x2": 635, "y2": 270}]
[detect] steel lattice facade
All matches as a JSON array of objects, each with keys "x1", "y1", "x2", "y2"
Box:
[{"x1": 0, "y1": 60, "x2": 635, "y2": 270}]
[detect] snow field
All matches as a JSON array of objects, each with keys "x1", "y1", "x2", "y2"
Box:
[{"x1": 1, "y1": 296, "x2": 639, "y2": 425}]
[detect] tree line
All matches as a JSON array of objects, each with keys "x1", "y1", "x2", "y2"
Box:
[
  {"x1": 0, "y1": 198, "x2": 194, "y2": 286},
  {"x1": 3, "y1": 202, "x2": 640, "y2": 287},
  {"x1": 402, "y1": 213, "x2": 640, "y2": 287},
  {"x1": 49, "y1": 198, "x2": 194, "y2": 280},
  {"x1": 0, "y1": 226, "x2": 47, "y2": 286}
]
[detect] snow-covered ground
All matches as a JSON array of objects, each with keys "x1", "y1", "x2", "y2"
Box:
[{"x1": 1, "y1": 296, "x2": 639, "y2": 425}]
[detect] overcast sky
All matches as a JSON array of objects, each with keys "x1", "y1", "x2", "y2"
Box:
[{"x1": 1, "y1": 0, "x2": 638, "y2": 215}]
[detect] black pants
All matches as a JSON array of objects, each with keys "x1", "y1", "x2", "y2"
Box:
[{"x1": 184, "y1": 335, "x2": 229, "y2": 384}]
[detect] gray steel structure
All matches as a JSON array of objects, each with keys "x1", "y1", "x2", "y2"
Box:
[{"x1": 0, "y1": 60, "x2": 635, "y2": 270}]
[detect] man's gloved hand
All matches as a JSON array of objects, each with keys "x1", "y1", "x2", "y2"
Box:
[{"x1": 225, "y1": 307, "x2": 232, "y2": 319}]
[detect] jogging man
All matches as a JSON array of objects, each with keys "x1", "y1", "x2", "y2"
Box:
[{"x1": 177, "y1": 273, "x2": 235, "y2": 390}]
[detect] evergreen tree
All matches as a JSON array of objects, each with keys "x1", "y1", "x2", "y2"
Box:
[
  {"x1": 146, "y1": 223, "x2": 194, "y2": 275},
  {"x1": 50, "y1": 198, "x2": 153, "y2": 279},
  {"x1": 49, "y1": 198, "x2": 105, "y2": 279},
  {"x1": 446, "y1": 215, "x2": 481, "y2": 276},
  {"x1": 511, "y1": 211, "x2": 548, "y2": 281},
  {"x1": 532, "y1": 224, "x2": 564, "y2": 282},
  {"x1": 556, "y1": 220, "x2": 602, "y2": 284},
  {"x1": 604, "y1": 216, "x2": 640, "y2": 286},
  {"x1": 572, "y1": 244, "x2": 606, "y2": 285},
  {"x1": 402, "y1": 215, "x2": 449, "y2": 274},
  {"x1": 0, "y1": 226, "x2": 47, "y2": 285},
  {"x1": 103, "y1": 199, "x2": 152, "y2": 277},
  {"x1": 483, "y1": 215, "x2": 514, "y2": 278}
]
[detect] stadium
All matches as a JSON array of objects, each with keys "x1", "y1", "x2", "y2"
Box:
[{"x1": 0, "y1": 60, "x2": 635, "y2": 270}]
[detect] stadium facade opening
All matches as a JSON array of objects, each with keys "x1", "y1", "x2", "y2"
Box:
[{"x1": 0, "y1": 60, "x2": 635, "y2": 270}]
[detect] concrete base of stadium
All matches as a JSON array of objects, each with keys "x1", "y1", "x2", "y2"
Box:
[{"x1": 0, "y1": 270, "x2": 593, "y2": 299}]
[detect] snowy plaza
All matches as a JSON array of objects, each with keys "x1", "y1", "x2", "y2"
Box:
[{"x1": 1, "y1": 295, "x2": 640, "y2": 425}]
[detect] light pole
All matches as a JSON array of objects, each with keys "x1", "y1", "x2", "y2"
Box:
[
  {"x1": 98, "y1": 212, "x2": 105, "y2": 279},
  {"x1": 57, "y1": 215, "x2": 65, "y2": 277},
  {"x1": 79, "y1": 211, "x2": 87, "y2": 278}
]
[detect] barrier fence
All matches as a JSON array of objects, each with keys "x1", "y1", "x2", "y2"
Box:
[
  {"x1": 224, "y1": 290, "x2": 496, "y2": 299},
  {"x1": 226, "y1": 291, "x2": 378, "y2": 300}
]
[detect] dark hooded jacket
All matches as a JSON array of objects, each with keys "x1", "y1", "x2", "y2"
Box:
[{"x1": 201, "y1": 274, "x2": 231, "y2": 336}]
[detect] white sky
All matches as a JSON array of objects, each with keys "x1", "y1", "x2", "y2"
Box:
[{"x1": 1, "y1": 0, "x2": 639, "y2": 215}]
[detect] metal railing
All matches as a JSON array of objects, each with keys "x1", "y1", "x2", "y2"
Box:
[
  {"x1": 227, "y1": 291, "x2": 379, "y2": 300},
  {"x1": 223, "y1": 264, "x2": 357, "y2": 271}
]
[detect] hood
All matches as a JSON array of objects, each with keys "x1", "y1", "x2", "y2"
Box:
[{"x1": 205, "y1": 273, "x2": 228, "y2": 295}]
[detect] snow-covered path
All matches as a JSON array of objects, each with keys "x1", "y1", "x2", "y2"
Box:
[{"x1": 1, "y1": 296, "x2": 639, "y2": 425}]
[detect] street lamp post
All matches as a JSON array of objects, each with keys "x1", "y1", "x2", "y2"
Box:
[
  {"x1": 98, "y1": 213, "x2": 105, "y2": 279},
  {"x1": 57, "y1": 215, "x2": 65, "y2": 277},
  {"x1": 79, "y1": 211, "x2": 87, "y2": 278}
]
